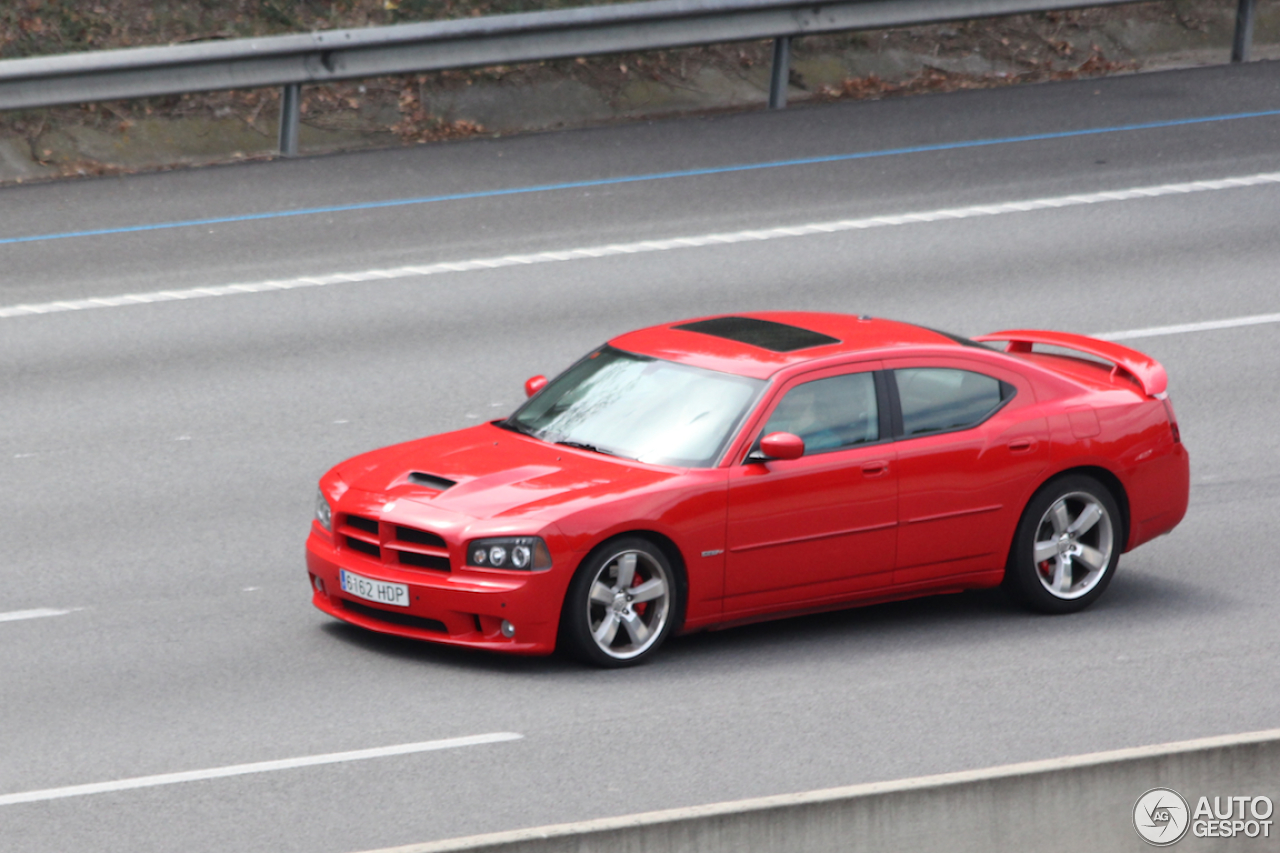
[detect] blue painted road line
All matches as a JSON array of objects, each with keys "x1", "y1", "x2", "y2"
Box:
[{"x1": 3, "y1": 107, "x2": 1280, "y2": 247}]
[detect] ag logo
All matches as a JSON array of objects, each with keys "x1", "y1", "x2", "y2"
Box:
[{"x1": 1135, "y1": 788, "x2": 1191, "y2": 846}]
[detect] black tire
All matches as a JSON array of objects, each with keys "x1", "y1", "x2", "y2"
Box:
[
  {"x1": 1003, "y1": 475, "x2": 1123, "y2": 614},
  {"x1": 560, "y1": 537, "x2": 681, "y2": 667}
]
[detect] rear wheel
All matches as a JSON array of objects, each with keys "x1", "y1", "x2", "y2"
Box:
[
  {"x1": 1004, "y1": 475, "x2": 1122, "y2": 614},
  {"x1": 560, "y1": 538, "x2": 679, "y2": 667}
]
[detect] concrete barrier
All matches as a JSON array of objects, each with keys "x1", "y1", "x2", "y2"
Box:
[{"x1": 358, "y1": 729, "x2": 1280, "y2": 853}]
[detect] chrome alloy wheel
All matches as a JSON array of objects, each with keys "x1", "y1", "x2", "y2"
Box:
[
  {"x1": 1032, "y1": 490, "x2": 1115, "y2": 600},
  {"x1": 585, "y1": 549, "x2": 671, "y2": 661}
]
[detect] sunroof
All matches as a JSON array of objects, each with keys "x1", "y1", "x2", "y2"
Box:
[{"x1": 673, "y1": 317, "x2": 841, "y2": 353}]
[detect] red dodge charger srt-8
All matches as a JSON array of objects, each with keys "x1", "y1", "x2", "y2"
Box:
[{"x1": 306, "y1": 312, "x2": 1189, "y2": 666}]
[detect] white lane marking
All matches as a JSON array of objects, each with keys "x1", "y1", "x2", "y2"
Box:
[
  {"x1": 3, "y1": 171, "x2": 1279, "y2": 320},
  {"x1": 0, "y1": 608, "x2": 78, "y2": 623},
  {"x1": 0, "y1": 732, "x2": 522, "y2": 807},
  {"x1": 1096, "y1": 312, "x2": 1280, "y2": 341}
]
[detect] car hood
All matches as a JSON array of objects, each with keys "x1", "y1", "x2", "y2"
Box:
[{"x1": 337, "y1": 422, "x2": 681, "y2": 520}]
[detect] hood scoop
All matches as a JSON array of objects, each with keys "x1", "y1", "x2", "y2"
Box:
[{"x1": 407, "y1": 472, "x2": 457, "y2": 492}]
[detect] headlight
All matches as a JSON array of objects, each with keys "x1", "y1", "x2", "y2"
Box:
[
  {"x1": 467, "y1": 537, "x2": 551, "y2": 570},
  {"x1": 315, "y1": 488, "x2": 332, "y2": 530}
]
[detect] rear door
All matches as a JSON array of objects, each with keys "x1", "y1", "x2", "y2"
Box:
[
  {"x1": 885, "y1": 358, "x2": 1049, "y2": 585},
  {"x1": 724, "y1": 362, "x2": 898, "y2": 611}
]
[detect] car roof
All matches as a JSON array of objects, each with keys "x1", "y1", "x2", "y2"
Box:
[{"x1": 609, "y1": 312, "x2": 972, "y2": 379}]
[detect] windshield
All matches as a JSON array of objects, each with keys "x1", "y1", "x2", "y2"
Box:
[{"x1": 505, "y1": 346, "x2": 765, "y2": 467}]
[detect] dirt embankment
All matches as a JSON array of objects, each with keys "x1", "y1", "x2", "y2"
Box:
[{"x1": 0, "y1": 0, "x2": 1274, "y2": 184}]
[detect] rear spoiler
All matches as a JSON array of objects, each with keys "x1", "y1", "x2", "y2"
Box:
[{"x1": 973, "y1": 329, "x2": 1167, "y2": 397}]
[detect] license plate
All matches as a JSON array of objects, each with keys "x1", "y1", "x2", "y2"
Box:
[{"x1": 340, "y1": 570, "x2": 409, "y2": 608}]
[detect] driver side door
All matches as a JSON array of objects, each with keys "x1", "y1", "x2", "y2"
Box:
[{"x1": 724, "y1": 363, "x2": 898, "y2": 614}]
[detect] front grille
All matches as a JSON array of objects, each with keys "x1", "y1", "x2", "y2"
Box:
[
  {"x1": 338, "y1": 514, "x2": 450, "y2": 572},
  {"x1": 345, "y1": 514, "x2": 379, "y2": 534},
  {"x1": 395, "y1": 525, "x2": 446, "y2": 548},
  {"x1": 341, "y1": 599, "x2": 447, "y2": 635},
  {"x1": 398, "y1": 551, "x2": 450, "y2": 571},
  {"x1": 345, "y1": 536, "x2": 380, "y2": 557}
]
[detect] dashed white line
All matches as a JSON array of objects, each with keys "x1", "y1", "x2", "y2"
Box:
[
  {"x1": 0, "y1": 608, "x2": 78, "y2": 623},
  {"x1": 2, "y1": 171, "x2": 1279, "y2": 320},
  {"x1": 1096, "y1": 312, "x2": 1280, "y2": 341},
  {"x1": 0, "y1": 732, "x2": 523, "y2": 807}
]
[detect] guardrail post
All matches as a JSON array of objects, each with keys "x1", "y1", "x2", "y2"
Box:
[
  {"x1": 279, "y1": 83, "x2": 301, "y2": 156},
  {"x1": 768, "y1": 36, "x2": 790, "y2": 109},
  {"x1": 1232, "y1": 0, "x2": 1257, "y2": 62}
]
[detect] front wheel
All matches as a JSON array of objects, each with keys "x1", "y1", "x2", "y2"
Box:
[
  {"x1": 560, "y1": 538, "x2": 680, "y2": 667},
  {"x1": 1004, "y1": 475, "x2": 1122, "y2": 614}
]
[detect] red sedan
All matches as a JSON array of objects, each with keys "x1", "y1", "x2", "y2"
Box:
[{"x1": 306, "y1": 312, "x2": 1188, "y2": 666}]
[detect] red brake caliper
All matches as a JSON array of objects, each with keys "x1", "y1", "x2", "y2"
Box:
[{"x1": 632, "y1": 571, "x2": 647, "y2": 617}]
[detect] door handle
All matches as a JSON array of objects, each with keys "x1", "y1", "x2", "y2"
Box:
[
  {"x1": 1008, "y1": 438, "x2": 1037, "y2": 453},
  {"x1": 861, "y1": 460, "x2": 890, "y2": 477}
]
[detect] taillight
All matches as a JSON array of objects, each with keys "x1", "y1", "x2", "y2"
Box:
[{"x1": 1158, "y1": 396, "x2": 1181, "y2": 443}]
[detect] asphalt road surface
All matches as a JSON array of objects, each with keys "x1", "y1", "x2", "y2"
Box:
[{"x1": 2, "y1": 60, "x2": 1278, "y2": 853}]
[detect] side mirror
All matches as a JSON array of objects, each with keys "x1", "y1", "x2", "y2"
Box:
[
  {"x1": 524, "y1": 375, "x2": 548, "y2": 398},
  {"x1": 757, "y1": 432, "x2": 805, "y2": 461}
]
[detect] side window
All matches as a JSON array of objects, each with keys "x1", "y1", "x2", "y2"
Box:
[
  {"x1": 894, "y1": 368, "x2": 1008, "y2": 437},
  {"x1": 760, "y1": 372, "x2": 879, "y2": 454}
]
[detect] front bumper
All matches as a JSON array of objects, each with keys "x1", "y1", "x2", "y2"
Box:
[{"x1": 306, "y1": 530, "x2": 564, "y2": 655}]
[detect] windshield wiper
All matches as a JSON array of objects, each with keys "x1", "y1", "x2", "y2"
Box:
[
  {"x1": 499, "y1": 421, "x2": 618, "y2": 457},
  {"x1": 555, "y1": 439, "x2": 617, "y2": 456}
]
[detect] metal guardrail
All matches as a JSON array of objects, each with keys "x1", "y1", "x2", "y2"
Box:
[{"x1": 0, "y1": 0, "x2": 1264, "y2": 156}]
